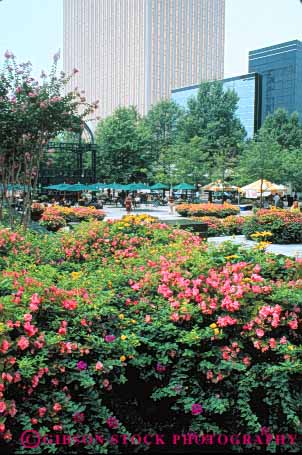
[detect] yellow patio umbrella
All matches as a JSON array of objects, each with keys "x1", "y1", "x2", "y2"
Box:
[
  {"x1": 202, "y1": 180, "x2": 241, "y2": 192},
  {"x1": 241, "y1": 179, "x2": 288, "y2": 195}
]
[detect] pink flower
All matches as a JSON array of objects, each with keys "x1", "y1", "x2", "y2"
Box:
[
  {"x1": 0, "y1": 402, "x2": 6, "y2": 413},
  {"x1": 38, "y1": 407, "x2": 47, "y2": 417},
  {"x1": 145, "y1": 315, "x2": 152, "y2": 323},
  {"x1": 243, "y1": 356, "x2": 251, "y2": 366},
  {"x1": 23, "y1": 313, "x2": 32, "y2": 322},
  {"x1": 62, "y1": 299, "x2": 77, "y2": 310},
  {"x1": 29, "y1": 293, "x2": 41, "y2": 312},
  {"x1": 106, "y1": 416, "x2": 119, "y2": 429},
  {"x1": 288, "y1": 319, "x2": 298, "y2": 330},
  {"x1": 95, "y1": 361, "x2": 103, "y2": 371},
  {"x1": 280, "y1": 336, "x2": 287, "y2": 344},
  {"x1": 17, "y1": 336, "x2": 29, "y2": 351},
  {"x1": 53, "y1": 425, "x2": 62, "y2": 431},
  {"x1": 73, "y1": 412, "x2": 85, "y2": 423},
  {"x1": 191, "y1": 403, "x2": 203, "y2": 415},
  {"x1": 255, "y1": 328, "x2": 265, "y2": 338},
  {"x1": 76, "y1": 361, "x2": 87, "y2": 370},
  {"x1": 104, "y1": 335, "x2": 115, "y2": 343},
  {"x1": 53, "y1": 403, "x2": 62, "y2": 412}
]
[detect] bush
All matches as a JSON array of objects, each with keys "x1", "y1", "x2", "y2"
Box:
[
  {"x1": 191, "y1": 215, "x2": 248, "y2": 236},
  {"x1": 41, "y1": 206, "x2": 106, "y2": 223},
  {"x1": 176, "y1": 203, "x2": 239, "y2": 218},
  {"x1": 243, "y1": 209, "x2": 302, "y2": 244},
  {"x1": 40, "y1": 212, "x2": 67, "y2": 232},
  {"x1": 1, "y1": 218, "x2": 302, "y2": 453}
]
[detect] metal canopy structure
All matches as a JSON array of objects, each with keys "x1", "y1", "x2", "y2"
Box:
[{"x1": 39, "y1": 122, "x2": 97, "y2": 187}]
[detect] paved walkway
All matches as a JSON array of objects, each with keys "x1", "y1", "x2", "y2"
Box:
[
  {"x1": 104, "y1": 205, "x2": 182, "y2": 221},
  {"x1": 208, "y1": 235, "x2": 302, "y2": 258},
  {"x1": 103, "y1": 206, "x2": 302, "y2": 258}
]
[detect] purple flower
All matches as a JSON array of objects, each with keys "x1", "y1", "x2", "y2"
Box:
[
  {"x1": 156, "y1": 363, "x2": 166, "y2": 373},
  {"x1": 104, "y1": 335, "x2": 115, "y2": 343},
  {"x1": 191, "y1": 403, "x2": 203, "y2": 415},
  {"x1": 4, "y1": 50, "x2": 14, "y2": 59},
  {"x1": 76, "y1": 360, "x2": 87, "y2": 370},
  {"x1": 53, "y1": 49, "x2": 61, "y2": 64},
  {"x1": 73, "y1": 412, "x2": 85, "y2": 423},
  {"x1": 106, "y1": 416, "x2": 119, "y2": 429}
]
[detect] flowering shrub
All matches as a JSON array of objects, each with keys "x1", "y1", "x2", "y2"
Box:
[
  {"x1": 176, "y1": 203, "x2": 239, "y2": 218},
  {"x1": 243, "y1": 209, "x2": 302, "y2": 244},
  {"x1": 192, "y1": 215, "x2": 248, "y2": 236},
  {"x1": 1, "y1": 217, "x2": 302, "y2": 453},
  {"x1": 41, "y1": 206, "x2": 106, "y2": 223},
  {"x1": 39, "y1": 212, "x2": 66, "y2": 232}
]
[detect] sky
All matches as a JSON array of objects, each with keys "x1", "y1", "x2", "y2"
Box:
[{"x1": 0, "y1": 0, "x2": 302, "y2": 79}]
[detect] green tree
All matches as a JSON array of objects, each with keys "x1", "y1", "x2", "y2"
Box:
[
  {"x1": 95, "y1": 107, "x2": 151, "y2": 183},
  {"x1": 178, "y1": 81, "x2": 246, "y2": 183},
  {"x1": 259, "y1": 109, "x2": 302, "y2": 149},
  {"x1": 0, "y1": 51, "x2": 94, "y2": 228},
  {"x1": 144, "y1": 100, "x2": 182, "y2": 157}
]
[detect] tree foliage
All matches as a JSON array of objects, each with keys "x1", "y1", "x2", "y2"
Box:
[
  {"x1": 0, "y1": 51, "x2": 94, "y2": 227},
  {"x1": 95, "y1": 107, "x2": 152, "y2": 183}
]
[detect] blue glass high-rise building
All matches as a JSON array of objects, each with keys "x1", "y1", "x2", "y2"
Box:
[
  {"x1": 249, "y1": 40, "x2": 302, "y2": 123},
  {"x1": 171, "y1": 73, "x2": 262, "y2": 138}
]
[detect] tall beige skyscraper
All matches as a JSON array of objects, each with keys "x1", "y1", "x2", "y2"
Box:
[{"x1": 63, "y1": 0, "x2": 225, "y2": 120}]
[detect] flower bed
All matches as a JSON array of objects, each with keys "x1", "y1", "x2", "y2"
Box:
[
  {"x1": 176, "y1": 202, "x2": 239, "y2": 218},
  {"x1": 243, "y1": 208, "x2": 302, "y2": 244},
  {"x1": 191, "y1": 215, "x2": 248, "y2": 236},
  {"x1": 39, "y1": 206, "x2": 106, "y2": 231},
  {"x1": 1, "y1": 216, "x2": 302, "y2": 453}
]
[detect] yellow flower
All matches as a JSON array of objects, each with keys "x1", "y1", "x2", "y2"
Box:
[
  {"x1": 120, "y1": 355, "x2": 126, "y2": 362},
  {"x1": 214, "y1": 328, "x2": 220, "y2": 336},
  {"x1": 118, "y1": 314, "x2": 125, "y2": 320},
  {"x1": 120, "y1": 335, "x2": 127, "y2": 341},
  {"x1": 131, "y1": 319, "x2": 137, "y2": 324},
  {"x1": 71, "y1": 271, "x2": 82, "y2": 280},
  {"x1": 210, "y1": 323, "x2": 217, "y2": 329},
  {"x1": 224, "y1": 255, "x2": 239, "y2": 260},
  {"x1": 0, "y1": 323, "x2": 5, "y2": 333},
  {"x1": 287, "y1": 345, "x2": 294, "y2": 351}
]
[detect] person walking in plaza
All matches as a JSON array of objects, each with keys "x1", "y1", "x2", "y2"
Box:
[
  {"x1": 125, "y1": 195, "x2": 132, "y2": 214},
  {"x1": 168, "y1": 194, "x2": 175, "y2": 215}
]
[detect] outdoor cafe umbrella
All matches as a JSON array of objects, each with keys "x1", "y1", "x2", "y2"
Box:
[
  {"x1": 202, "y1": 180, "x2": 241, "y2": 192},
  {"x1": 125, "y1": 183, "x2": 151, "y2": 191},
  {"x1": 241, "y1": 179, "x2": 288, "y2": 196},
  {"x1": 150, "y1": 183, "x2": 169, "y2": 190},
  {"x1": 86, "y1": 183, "x2": 107, "y2": 191},
  {"x1": 105, "y1": 183, "x2": 127, "y2": 190},
  {"x1": 64, "y1": 183, "x2": 91, "y2": 192},
  {"x1": 173, "y1": 183, "x2": 195, "y2": 191}
]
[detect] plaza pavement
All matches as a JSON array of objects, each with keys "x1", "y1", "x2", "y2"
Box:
[{"x1": 103, "y1": 205, "x2": 302, "y2": 258}]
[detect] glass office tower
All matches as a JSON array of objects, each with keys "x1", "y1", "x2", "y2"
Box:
[
  {"x1": 171, "y1": 73, "x2": 262, "y2": 138},
  {"x1": 249, "y1": 40, "x2": 302, "y2": 123}
]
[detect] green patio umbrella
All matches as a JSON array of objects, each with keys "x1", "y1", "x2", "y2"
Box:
[
  {"x1": 44, "y1": 183, "x2": 71, "y2": 191},
  {"x1": 150, "y1": 183, "x2": 169, "y2": 190},
  {"x1": 125, "y1": 183, "x2": 151, "y2": 191},
  {"x1": 64, "y1": 183, "x2": 90, "y2": 192},
  {"x1": 86, "y1": 183, "x2": 107, "y2": 191},
  {"x1": 105, "y1": 183, "x2": 127, "y2": 190},
  {"x1": 173, "y1": 183, "x2": 195, "y2": 191}
]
